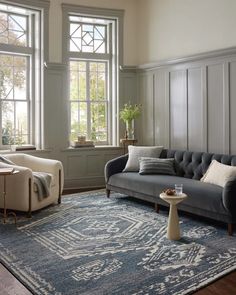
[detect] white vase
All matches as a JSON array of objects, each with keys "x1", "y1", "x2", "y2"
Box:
[{"x1": 125, "y1": 120, "x2": 135, "y2": 139}]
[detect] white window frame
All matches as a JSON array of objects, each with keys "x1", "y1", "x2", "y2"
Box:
[
  {"x1": 62, "y1": 4, "x2": 124, "y2": 146},
  {"x1": 0, "y1": 0, "x2": 49, "y2": 149},
  {"x1": 69, "y1": 59, "x2": 109, "y2": 143}
]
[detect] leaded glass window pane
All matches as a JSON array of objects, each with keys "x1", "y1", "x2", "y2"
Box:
[
  {"x1": 70, "y1": 22, "x2": 106, "y2": 53},
  {"x1": 0, "y1": 11, "x2": 28, "y2": 46}
]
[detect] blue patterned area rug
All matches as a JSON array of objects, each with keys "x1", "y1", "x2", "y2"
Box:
[{"x1": 0, "y1": 190, "x2": 236, "y2": 295}]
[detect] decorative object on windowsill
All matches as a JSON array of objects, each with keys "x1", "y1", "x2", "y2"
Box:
[
  {"x1": 120, "y1": 102, "x2": 141, "y2": 139},
  {"x1": 71, "y1": 135, "x2": 95, "y2": 148},
  {"x1": 11, "y1": 144, "x2": 36, "y2": 151}
]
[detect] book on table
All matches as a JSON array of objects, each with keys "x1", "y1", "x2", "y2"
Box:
[{"x1": 71, "y1": 140, "x2": 95, "y2": 148}]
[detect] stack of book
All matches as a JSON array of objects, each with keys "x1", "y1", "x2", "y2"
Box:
[{"x1": 71, "y1": 136, "x2": 95, "y2": 148}]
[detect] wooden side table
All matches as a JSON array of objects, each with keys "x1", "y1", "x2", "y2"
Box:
[
  {"x1": 0, "y1": 168, "x2": 19, "y2": 224},
  {"x1": 160, "y1": 192, "x2": 188, "y2": 240},
  {"x1": 120, "y1": 139, "x2": 138, "y2": 154}
]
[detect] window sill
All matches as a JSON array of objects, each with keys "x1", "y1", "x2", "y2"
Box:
[
  {"x1": 62, "y1": 146, "x2": 122, "y2": 152},
  {"x1": 0, "y1": 149, "x2": 52, "y2": 154}
]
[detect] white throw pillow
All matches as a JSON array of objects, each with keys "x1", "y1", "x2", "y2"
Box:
[
  {"x1": 201, "y1": 159, "x2": 236, "y2": 187},
  {"x1": 123, "y1": 145, "x2": 163, "y2": 172}
]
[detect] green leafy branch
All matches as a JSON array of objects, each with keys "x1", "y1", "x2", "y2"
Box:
[{"x1": 120, "y1": 102, "x2": 142, "y2": 123}]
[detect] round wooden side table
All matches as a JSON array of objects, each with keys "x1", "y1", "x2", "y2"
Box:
[
  {"x1": 160, "y1": 192, "x2": 188, "y2": 240},
  {"x1": 0, "y1": 168, "x2": 19, "y2": 225}
]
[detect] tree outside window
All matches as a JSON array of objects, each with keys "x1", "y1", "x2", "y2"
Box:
[{"x1": 0, "y1": 3, "x2": 44, "y2": 148}]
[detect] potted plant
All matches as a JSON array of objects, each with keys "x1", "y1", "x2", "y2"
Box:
[{"x1": 120, "y1": 102, "x2": 141, "y2": 139}]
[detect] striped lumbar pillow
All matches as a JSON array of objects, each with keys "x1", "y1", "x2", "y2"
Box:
[{"x1": 139, "y1": 157, "x2": 176, "y2": 175}]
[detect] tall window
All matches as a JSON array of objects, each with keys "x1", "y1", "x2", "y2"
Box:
[
  {"x1": 70, "y1": 59, "x2": 108, "y2": 142},
  {"x1": 0, "y1": 2, "x2": 45, "y2": 148},
  {"x1": 63, "y1": 6, "x2": 123, "y2": 146}
]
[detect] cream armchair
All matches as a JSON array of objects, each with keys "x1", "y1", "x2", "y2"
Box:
[{"x1": 0, "y1": 153, "x2": 64, "y2": 216}]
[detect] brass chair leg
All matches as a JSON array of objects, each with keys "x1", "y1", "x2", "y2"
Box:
[
  {"x1": 28, "y1": 178, "x2": 32, "y2": 218},
  {"x1": 58, "y1": 170, "x2": 62, "y2": 204}
]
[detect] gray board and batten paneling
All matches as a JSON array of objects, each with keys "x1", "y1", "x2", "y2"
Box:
[{"x1": 135, "y1": 47, "x2": 236, "y2": 155}]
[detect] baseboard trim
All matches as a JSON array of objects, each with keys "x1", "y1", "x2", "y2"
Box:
[{"x1": 62, "y1": 185, "x2": 105, "y2": 195}]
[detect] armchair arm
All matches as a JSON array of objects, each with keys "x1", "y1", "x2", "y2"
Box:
[
  {"x1": 0, "y1": 162, "x2": 33, "y2": 200},
  {"x1": 222, "y1": 179, "x2": 236, "y2": 215},
  {"x1": 104, "y1": 154, "x2": 128, "y2": 183},
  {"x1": 23, "y1": 154, "x2": 64, "y2": 193},
  {"x1": 5, "y1": 154, "x2": 64, "y2": 193},
  {"x1": 0, "y1": 161, "x2": 33, "y2": 177}
]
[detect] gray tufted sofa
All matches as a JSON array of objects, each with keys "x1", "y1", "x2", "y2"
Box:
[{"x1": 105, "y1": 149, "x2": 236, "y2": 235}]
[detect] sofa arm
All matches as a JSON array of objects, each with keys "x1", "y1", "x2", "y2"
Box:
[
  {"x1": 222, "y1": 179, "x2": 236, "y2": 214},
  {"x1": 104, "y1": 154, "x2": 128, "y2": 183}
]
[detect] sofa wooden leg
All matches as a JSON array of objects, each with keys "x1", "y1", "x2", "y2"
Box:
[
  {"x1": 106, "y1": 189, "x2": 110, "y2": 198},
  {"x1": 228, "y1": 223, "x2": 233, "y2": 236},
  {"x1": 155, "y1": 203, "x2": 160, "y2": 213},
  {"x1": 58, "y1": 170, "x2": 62, "y2": 204}
]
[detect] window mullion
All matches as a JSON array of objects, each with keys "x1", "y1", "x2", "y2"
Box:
[
  {"x1": 14, "y1": 101, "x2": 16, "y2": 144},
  {"x1": 86, "y1": 61, "x2": 91, "y2": 140},
  {"x1": 0, "y1": 44, "x2": 33, "y2": 55},
  {"x1": 69, "y1": 52, "x2": 110, "y2": 60},
  {"x1": 0, "y1": 98, "x2": 2, "y2": 145},
  {"x1": 30, "y1": 13, "x2": 35, "y2": 145},
  {"x1": 27, "y1": 56, "x2": 31, "y2": 144}
]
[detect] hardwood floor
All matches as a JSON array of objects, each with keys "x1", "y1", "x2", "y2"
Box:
[
  {"x1": 0, "y1": 189, "x2": 235, "y2": 295},
  {"x1": 194, "y1": 271, "x2": 236, "y2": 295},
  {"x1": 0, "y1": 264, "x2": 32, "y2": 295}
]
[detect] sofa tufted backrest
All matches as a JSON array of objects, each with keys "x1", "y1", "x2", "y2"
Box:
[{"x1": 160, "y1": 149, "x2": 236, "y2": 180}]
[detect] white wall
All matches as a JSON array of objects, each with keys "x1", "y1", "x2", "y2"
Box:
[
  {"x1": 137, "y1": 0, "x2": 236, "y2": 64},
  {"x1": 48, "y1": 0, "x2": 138, "y2": 66}
]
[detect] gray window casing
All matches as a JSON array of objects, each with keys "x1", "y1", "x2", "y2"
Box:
[{"x1": 62, "y1": 4, "x2": 124, "y2": 146}]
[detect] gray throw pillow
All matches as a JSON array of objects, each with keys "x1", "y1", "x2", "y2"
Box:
[
  {"x1": 139, "y1": 157, "x2": 176, "y2": 175},
  {"x1": 123, "y1": 146, "x2": 163, "y2": 172}
]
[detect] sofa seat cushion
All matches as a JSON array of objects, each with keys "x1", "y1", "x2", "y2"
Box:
[{"x1": 108, "y1": 173, "x2": 226, "y2": 215}]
